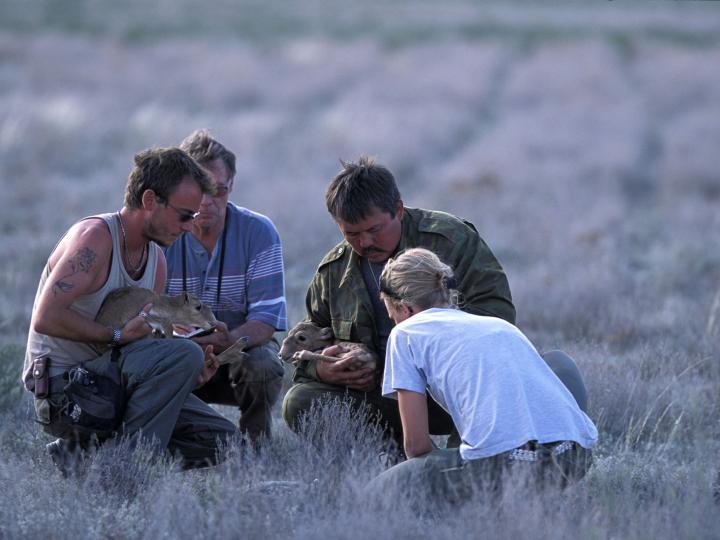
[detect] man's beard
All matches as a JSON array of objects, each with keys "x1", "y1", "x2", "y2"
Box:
[{"x1": 145, "y1": 221, "x2": 174, "y2": 248}]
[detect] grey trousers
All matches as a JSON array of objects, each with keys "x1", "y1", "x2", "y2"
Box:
[
  {"x1": 365, "y1": 443, "x2": 593, "y2": 505},
  {"x1": 40, "y1": 339, "x2": 237, "y2": 468},
  {"x1": 193, "y1": 339, "x2": 284, "y2": 439},
  {"x1": 542, "y1": 349, "x2": 588, "y2": 412},
  {"x1": 282, "y1": 350, "x2": 589, "y2": 445}
]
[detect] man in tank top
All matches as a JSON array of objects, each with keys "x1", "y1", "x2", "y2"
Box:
[{"x1": 23, "y1": 147, "x2": 238, "y2": 472}]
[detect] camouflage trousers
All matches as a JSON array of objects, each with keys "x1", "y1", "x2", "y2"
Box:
[{"x1": 194, "y1": 339, "x2": 284, "y2": 439}]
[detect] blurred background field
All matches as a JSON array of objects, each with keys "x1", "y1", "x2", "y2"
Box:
[{"x1": 0, "y1": 1, "x2": 719, "y2": 538}]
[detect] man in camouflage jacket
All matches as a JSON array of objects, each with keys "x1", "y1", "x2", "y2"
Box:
[{"x1": 281, "y1": 156, "x2": 515, "y2": 445}]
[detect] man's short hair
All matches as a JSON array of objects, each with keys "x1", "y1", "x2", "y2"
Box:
[
  {"x1": 325, "y1": 155, "x2": 401, "y2": 223},
  {"x1": 179, "y1": 128, "x2": 236, "y2": 178},
  {"x1": 124, "y1": 147, "x2": 215, "y2": 209}
]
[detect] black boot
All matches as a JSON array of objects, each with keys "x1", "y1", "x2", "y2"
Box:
[{"x1": 47, "y1": 438, "x2": 85, "y2": 477}]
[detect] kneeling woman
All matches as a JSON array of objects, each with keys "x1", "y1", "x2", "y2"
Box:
[{"x1": 368, "y1": 248, "x2": 598, "y2": 500}]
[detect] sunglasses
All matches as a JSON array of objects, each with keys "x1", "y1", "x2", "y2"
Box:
[{"x1": 158, "y1": 198, "x2": 199, "y2": 223}]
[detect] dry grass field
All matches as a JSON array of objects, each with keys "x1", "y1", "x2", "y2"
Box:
[{"x1": 0, "y1": 1, "x2": 719, "y2": 538}]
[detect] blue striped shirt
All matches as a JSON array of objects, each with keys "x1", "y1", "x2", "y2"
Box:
[{"x1": 164, "y1": 204, "x2": 287, "y2": 331}]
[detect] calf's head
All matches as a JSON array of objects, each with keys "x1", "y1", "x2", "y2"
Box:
[
  {"x1": 279, "y1": 322, "x2": 334, "y2": 362},
  {"x1": 162, "y1": 291, "x2": 218, "y2": 331}
]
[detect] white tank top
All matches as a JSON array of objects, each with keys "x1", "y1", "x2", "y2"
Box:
[{"x1": 23, "y1": 213, "x2": 160, "y2": 386}]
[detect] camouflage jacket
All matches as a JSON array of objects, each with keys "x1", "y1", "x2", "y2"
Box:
[{"x1": 295, "y1": 207, "x2": 516, "y2": 382}]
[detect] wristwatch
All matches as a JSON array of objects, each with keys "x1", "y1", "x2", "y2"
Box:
[{"x1": 109, "y1": 327, "x2": 122, "y2": 348}]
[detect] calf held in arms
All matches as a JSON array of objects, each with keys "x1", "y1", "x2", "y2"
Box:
[
  {"x1": 95, "y1": 286, "x2": 249, "y2": 366},
  {"x1": 279, "y1": 321, "x2": 377, "y2": 371}
]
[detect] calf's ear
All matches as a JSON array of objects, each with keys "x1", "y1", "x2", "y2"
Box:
[
  {"x1": 320, "y1": 327, "x2": 333, "y2": 340},
  {"x1": 182, "y1": 291, "x2": 191, "y2": 304}
]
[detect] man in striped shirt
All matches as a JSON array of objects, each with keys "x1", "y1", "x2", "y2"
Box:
[{"x1": 165, "y1": 129, "x2": 287, "y2": 441}]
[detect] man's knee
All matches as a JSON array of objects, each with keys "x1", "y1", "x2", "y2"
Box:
[
  {"x1": 228, "y1": 343, "x2": 283, "y2": 402},
  {"x1": 281, "y1": 383, "x2": 309, "y2": 432},
  {"x1": 100, "y1": 339, "x2": 203, "y2": 396},
  {"x1": 281, "y1": 382, "x2": 395, "y2": 436},
  {"x1": 281, "y1": 382, "x2": 337, "y2": 431},
  {"x1": 146, "y1": 340, "x2": 205, "y2": 391},
  {"x1": 241, "y1": 342, "x2": 284, "y2": 382},
  {"x1": 168, "y1": 340, "x2": 205, "y2": 377}
]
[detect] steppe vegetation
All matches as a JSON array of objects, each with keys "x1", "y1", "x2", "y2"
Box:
[{"x1": 0, "y1": 1, "x2": 718, "y2": 538}]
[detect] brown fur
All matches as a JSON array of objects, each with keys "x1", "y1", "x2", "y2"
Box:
[
  {"x1": 95, "y1": 286, "x2": 248, "y2": 365},
  {"x1": 279, "y1": 321, "x2": 377, "y2": 370},
  {"x1": 96, "y1": 287, "x2": 217, "y2": 338}
]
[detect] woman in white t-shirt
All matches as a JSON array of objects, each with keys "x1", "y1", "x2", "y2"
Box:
[{"x1": 367, "y1": 248, "x2": 598, "y2": 501}]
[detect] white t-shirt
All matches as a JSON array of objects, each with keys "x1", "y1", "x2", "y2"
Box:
[{"x1": 382, "y1": 308, "x2": 598, "y2": 461}]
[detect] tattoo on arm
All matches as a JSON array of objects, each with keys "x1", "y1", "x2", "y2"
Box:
[{"x1": 52, "y1": 247, "x2": 97, "y2": 296}]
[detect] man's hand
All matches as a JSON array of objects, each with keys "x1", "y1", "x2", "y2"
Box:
[
  {"x1": 192, "y1": 320, "x2": 275, "y2": 354},
  {"x1": 195, "y1": 345, "x2": 219, "y2": 389},
  {"x1": 315, "y1": 344, "x2": 376, "y2": 391},
  {"x1": 118, "y1": 303, "x2": 154, "y2": 344},
  {"x1": 192, "y1": 321, "x2": 233, "y2": 353}
]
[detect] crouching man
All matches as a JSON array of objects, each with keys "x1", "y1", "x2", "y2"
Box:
[
  {"x1": 22, "y1": 147, "x2": 238, "y2": 472},
  {"x1": 164, "y1": 130, "x2": 287, "y2": 442}
]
